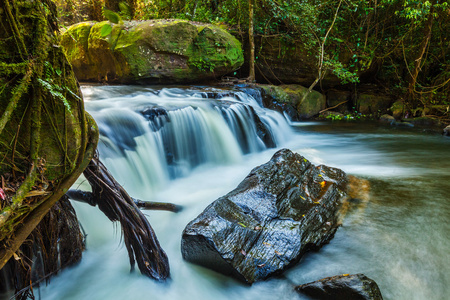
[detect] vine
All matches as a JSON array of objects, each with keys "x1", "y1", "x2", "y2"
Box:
[{"x1": 0, "y1": 0, "x2": 97, "y2": 271}]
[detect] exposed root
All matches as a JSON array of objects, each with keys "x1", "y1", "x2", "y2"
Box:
[{"x1": 83, "y1": 153, "x2": 170, "y2": 280}]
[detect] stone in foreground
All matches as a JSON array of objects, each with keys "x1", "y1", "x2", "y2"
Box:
[
  {"x1": 295, "y1": 273, "x2": 384, "y2": 300},
  {"x1": 181, "y1": 149, "x2": 348, "y2": 283}
]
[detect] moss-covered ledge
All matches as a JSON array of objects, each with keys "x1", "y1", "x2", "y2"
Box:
[{"x1": 60, "y1": 20, "x2": 244, "y2": 84}]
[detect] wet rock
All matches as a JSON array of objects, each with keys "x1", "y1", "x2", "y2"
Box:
[
  {"x1": 379, "y1": 114, "x2": 395, "y2": 124},
  {"x1": 443, "y1": 125, "x2": 450, "y2": 136},
  {"x1": 140, "y1": 107, "x2": 169, "y2": 131},
  {"x1": 181, "y1": 149, "x2": 348, "y2": 284},
  {"x1": 295, "y1": 273, "x2": 384, "y2": 300},
  {"x1": 60, "y1": 20, "x2": 243, "y2": 84},
  {"x1": 260, "y1": 84, "x2": 326, "y2": 120}
]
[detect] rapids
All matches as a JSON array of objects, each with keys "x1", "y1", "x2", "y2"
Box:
[{"x1": 33, "y1": 85, "x2": 450, "y2": 300}]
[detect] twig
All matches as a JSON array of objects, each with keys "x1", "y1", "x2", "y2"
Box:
[{"x1": 319, "y1": 100, "x2": 349, "y2": 113}]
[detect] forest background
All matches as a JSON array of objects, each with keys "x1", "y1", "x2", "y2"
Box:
[{"x1": 57, "y1": 0, "x2": 450, "y2": 121}]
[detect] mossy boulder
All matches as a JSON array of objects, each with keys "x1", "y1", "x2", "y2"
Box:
[
  {"x1": 389, "y1": 100, "x2": 405, "y2": 119},
  {"x1": 60, "y1": 20, "x2": 244, "y2": 83},
  {"x1": 260, "y1": 84, "x2": 326, "y2": 120},
  {"x1": 356, "y1": 85, "x2": 393, "y2": 115}
]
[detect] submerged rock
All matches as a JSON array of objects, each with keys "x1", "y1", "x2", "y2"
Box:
[
  {"x1": 295, "y1": 273, "x2": 384, "y2": 300},
  {"x1": 60, "y1": 20, "x2": 244, "y2": 84},
  {"x1": 181, "y1": 149, "x2": 348, "y2": 283}
]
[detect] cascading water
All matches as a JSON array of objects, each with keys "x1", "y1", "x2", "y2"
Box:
[
  {"x1": 82, "y1": 85, "x2": 292, "y2": 197},
  {"x1": 35, "y1": 85, "x2": 449, "y2": 300}
]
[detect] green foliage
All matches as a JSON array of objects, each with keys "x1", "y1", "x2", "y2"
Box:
[
  {"x1": 53, "y1": 0, "x2": 449, "y2": 119},
  {"x1": 38, "y1": 61, "x2": 80, "y2": 116},
  {"x1": 118, "y1": 2, "x2": 132, "y2": 19},
  {"x1": 191, "y1": 57, "x2": 215, "y2": 72},
  {"x1": 103, "y1": 8, "x2": 121, "y2": 24},
  {"x1": 100, "y1": 23, "x2": 113, "y2": 37}
]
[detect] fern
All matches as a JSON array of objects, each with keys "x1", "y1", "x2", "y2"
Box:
[{"x1": 37, "y1": 78, "x2": 73, "y2": 116}]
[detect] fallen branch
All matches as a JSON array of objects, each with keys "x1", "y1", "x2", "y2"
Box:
[
  {"x1": 66, "y1": 189, "x2": 182, "y2": 212},
  {"x1": 319, "y1": 100, "x2": 349, "y2": 114}
]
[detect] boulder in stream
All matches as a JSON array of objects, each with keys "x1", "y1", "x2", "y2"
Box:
[
  {"x1": 181, "y1": 149, "x2": 348, "y2": 283},
  {"x1": 260, "y1": 84, "x2": 326, "y2": 120},
  {"x1": 295, "y1": 273, "x2": 384, "y2": 300},
  {"x1": 60, "y1": 20, "x2": 244, "y2": 84}
]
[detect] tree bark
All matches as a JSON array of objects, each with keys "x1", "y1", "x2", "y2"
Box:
[
  {"x1": 248, "y1": 0, "x2": 256, "y2": 82},
  {"x1": 0, "y1": 0, "x2": 98, "y2": 270}
]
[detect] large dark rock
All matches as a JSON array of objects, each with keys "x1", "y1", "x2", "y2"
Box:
[
  {"x1": 181, "y1": 149, "x2": 348, "y2": 284},
  {"x1": 295, "y1": 273, "x2": 384, "y2": 300}
]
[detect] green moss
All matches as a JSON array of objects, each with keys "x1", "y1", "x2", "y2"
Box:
[
  {"x1": 188, "y1": 25, "x2": 243, "y2": 74},
  {"x1": 61, "y1": 20, "x2": 244, "y2": 83},
  {"x1": 261, "y1": 84, "x2": 326, "y2": 119}
]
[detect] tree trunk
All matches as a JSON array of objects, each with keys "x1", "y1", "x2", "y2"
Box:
[
  {"x1": 248, "y1": 0, "x2": 256, "y2": 82},
  {"x1": 0, "y1": 0, "x2": 98, "y2": 269}
]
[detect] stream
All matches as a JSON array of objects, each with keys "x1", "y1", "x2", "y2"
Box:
[{"x1": 36, "y1": 85, "x2": 449, "y2": 300}]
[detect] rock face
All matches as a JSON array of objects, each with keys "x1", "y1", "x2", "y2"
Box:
[
  {"x1": 260, "y1": 84, "x2": 326, "y2": 120},
  {"x1": 60, "y1": 20, "x2": 244, "y2": 83},
  {"x1": 295, "y1": 274, "x2": 384, "y2": 300},
  {"x1": 181, "y1": 149, "x2": 348, "y2": 284}
]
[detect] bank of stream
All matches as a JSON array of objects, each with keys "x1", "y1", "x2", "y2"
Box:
[{"x1": 37, "y1": 85, "x2": 449, "y2": 300}]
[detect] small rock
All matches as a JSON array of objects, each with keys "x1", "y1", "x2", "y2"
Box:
[
  {"x1": 443, "y1": 125, "x2": 450, "y2": 136},
  {"x1": 379, "y1": 114, "x2": 395, "y2": 124},
  {"x1": 295, "y1": 273, "x2": 384, "y2": 300}
]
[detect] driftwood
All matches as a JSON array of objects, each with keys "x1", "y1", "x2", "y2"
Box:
[
  {"x1": 82, "y1": 153, "x2": 170, "y2": 281},
  {"x1": 67, "y1": 189, "x2": 182, "y2": 212}
]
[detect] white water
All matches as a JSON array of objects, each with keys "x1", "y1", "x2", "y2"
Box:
[{"x1": 34, "y1": 86, "x2": 449, "y2": 300}]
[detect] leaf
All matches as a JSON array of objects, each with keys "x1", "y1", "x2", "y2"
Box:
[
  {"x1": 238, "y1": 222, "x2": 247, "y2": 228},
  {"x1": 103, "y1": 9, "x2": 121, "y2": 24},
  {"x1": 38, "y1": 79, "x2": 73, "y2": 116},
  {"x1": 100, "y1": 24, "x2": 113, "y2": 37}
]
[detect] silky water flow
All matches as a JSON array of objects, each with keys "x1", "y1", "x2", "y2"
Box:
[{"x1": 33, "y1": 85, "x2": 450, "y2": 300}]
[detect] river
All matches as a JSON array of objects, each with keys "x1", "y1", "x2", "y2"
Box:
[{"x1": 37, "y1": 85, "x2": 449, "y2": 300}]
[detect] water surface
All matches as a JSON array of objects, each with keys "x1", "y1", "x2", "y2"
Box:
[{"x1": 38, "y1": 86, "x2": 449, "y2": 300}]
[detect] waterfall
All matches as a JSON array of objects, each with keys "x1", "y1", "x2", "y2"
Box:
[{"x1": 82, "y1": 86, "x2": 293, "y2": 197}]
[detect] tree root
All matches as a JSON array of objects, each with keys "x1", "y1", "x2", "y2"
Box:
[{"x1": 82, "y1": 153, "x2": 170, "y2": 280}]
